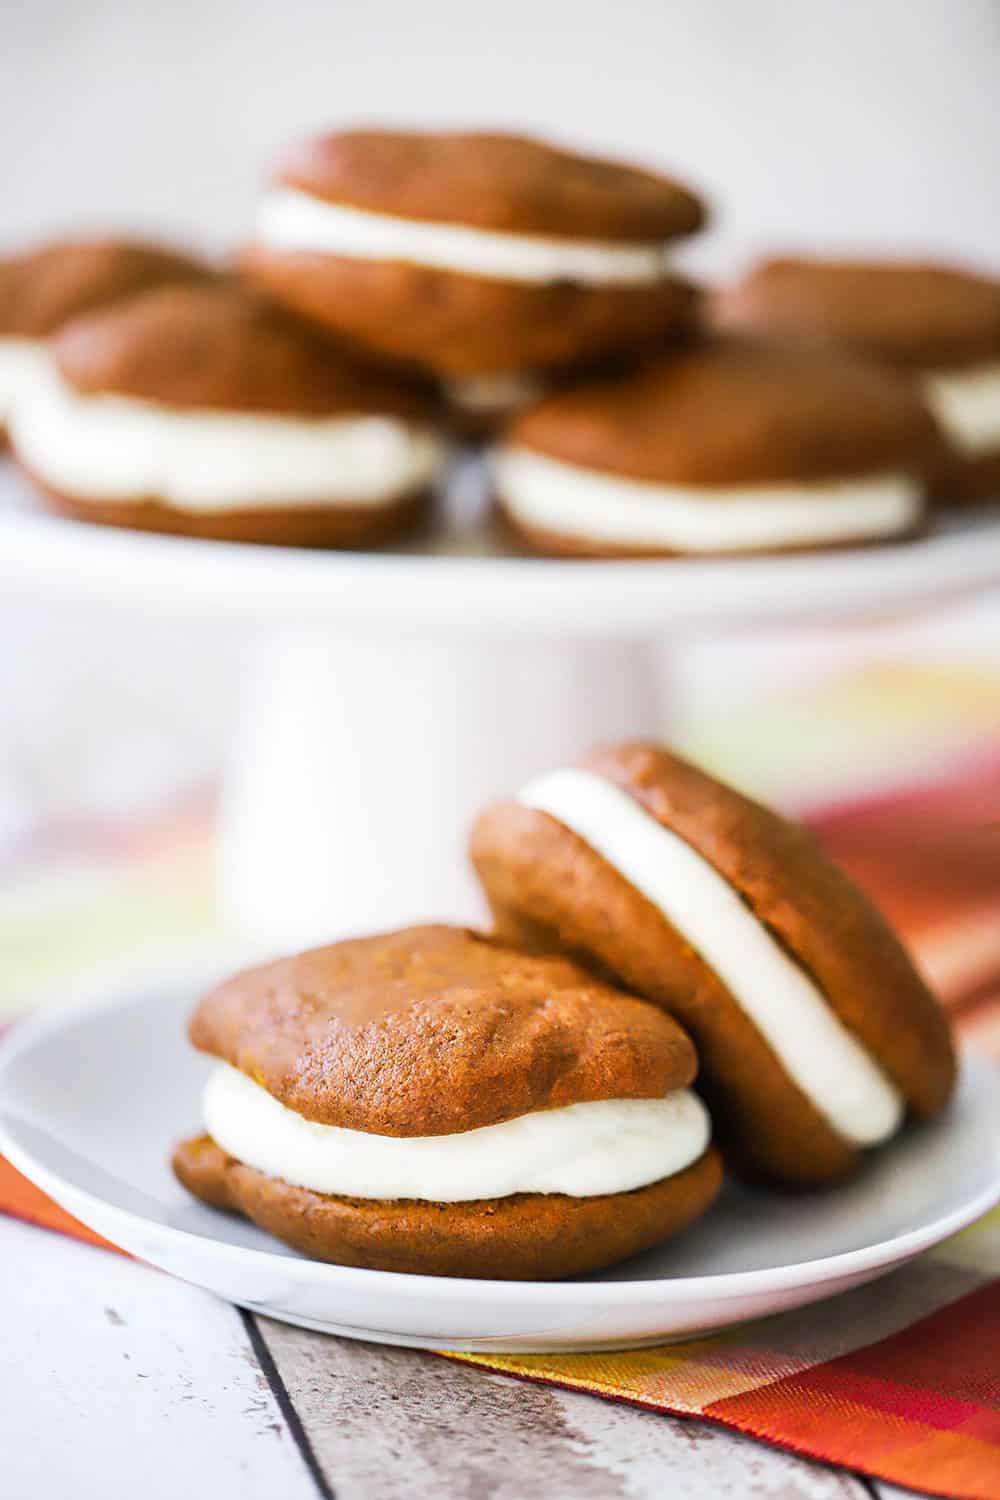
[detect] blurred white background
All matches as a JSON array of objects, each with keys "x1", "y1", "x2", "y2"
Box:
[
  {"x1": 5, "y1": 0, "x2": 1000, "y2": 272},
  {"x1": 2, "y1": 0, "x2": 999, "y2": 845}
]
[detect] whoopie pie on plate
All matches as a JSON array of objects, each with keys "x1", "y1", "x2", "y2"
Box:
[
  {"x1": 470, "y1": 743, "x2": 956, "y2": 1186},
  {"x1": 173, "y1": 924, "x2": 721, "y2": 1279}
]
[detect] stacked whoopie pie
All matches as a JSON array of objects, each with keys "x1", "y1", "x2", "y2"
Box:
[
  {"x1": 175, "y1": 742, "x2": 956, "y2": 1278},
  {"x1": 241, "y1": 129, "x2": 973, "y2": 546},
  {"x1": 7, "y1": 128, "x2": 708, "y2": 541},
  {"x1": 714, "y1": 258, "x2": 1000, "y2": 506},
  {"x1": 243, "y1": 129, "x2": 704, "y2": 430}
]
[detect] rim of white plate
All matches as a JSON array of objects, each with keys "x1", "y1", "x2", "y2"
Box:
[{"x1": 3, "y1": 473, "x2": 1000, "y2": 636}]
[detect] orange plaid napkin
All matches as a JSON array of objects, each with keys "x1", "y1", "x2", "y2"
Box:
[{"x1": 2, "y1": 758, "x2": 1000, "y2": 1500}]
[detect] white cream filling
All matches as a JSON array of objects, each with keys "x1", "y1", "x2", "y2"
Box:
[
  {"x1": 923, "y1": 361, "x2": 1000, "y2": 456},
  {"x1": 518, "y1": 768, "x2": 905, "y2": 1148},
  {"x1": 10, "y1": 363, "x2": 447, "y2": 510},
  {"x1": 255, "y1": 188, "x2": 674, "y2": 287},
  {"x1": 202, "y1": 1063, "x2": 710, "y2": 1201},
  {"x1": 0, "y1": 336, "x2": 51, "y2": 426},
  {"x1": 492, "y1": 447, "x2": 922, "y2": 552}
]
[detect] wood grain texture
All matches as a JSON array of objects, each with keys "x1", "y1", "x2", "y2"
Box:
[
  {"x1": 0, "y1": 1212, "x2": 943, "y2": 1500},
  {"x1": 256, "y1": 1316, "x2": 873, "y2": 1499},
  {"x1": 0, "y1": 1219, "x2": 315, "y2": 1500}
]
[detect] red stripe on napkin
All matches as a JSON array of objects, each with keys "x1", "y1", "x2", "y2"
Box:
[{"x1": 0, "y1": 1155, "x2": 123, "y2": 1254}]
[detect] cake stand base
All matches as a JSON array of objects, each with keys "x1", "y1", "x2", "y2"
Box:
[{"x1": 217, "y1": 631, "x2": 661, "y2": 946}]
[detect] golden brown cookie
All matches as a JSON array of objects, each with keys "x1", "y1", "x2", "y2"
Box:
[
  {"x1": 491, "y1": 339, "x2": 942, "y2": 556},
  {"x1": 187, "y1": 923, "x2": 696, "y2": 1134},
  {"x1": 28, "y1": 475, "x2": 430, "y2": 548},
  {"x1": 243, "y1": 128, "x2": 704, "y2": 376},
  {"x1": 53, "y1": 282, "x2": 434, "y2": 417},
  {"x1": 713, "y1": 258, "x2": 1000, "y2": 506},
  {"x1": 11, "y1": 282, "x2": 448, "y2": 547},
  {"x1": 470, "y1": 745, "x2": 956, "y2": 1186},
  {"x1": 274, "y1": 130, "x2": 705, "y2": 240},
  {"x1": 172, "y1": 1135, "x2": 721, "y2": 1280},
  {"x1": 173, "y1": 924, "x2": 720, "y2": 1277},
  {"x1": 0, "y1": 237, "x2": 212, "y2": 339}
]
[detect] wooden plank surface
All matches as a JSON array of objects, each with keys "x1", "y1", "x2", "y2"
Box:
[
  {"x1": 256, "y1": 1316, "x2": 874, "y2": 1500},
  {"x1": 0, "y1": 1218, "x2": 316, "y2": 1500},
  {"x1": 0, "y1": 1212, "x2": 947, "y2": 1500}
]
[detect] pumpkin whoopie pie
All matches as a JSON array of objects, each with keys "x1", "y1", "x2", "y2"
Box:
[
  {"x1": 11, "y1": 281, "x2": 448, "y2": 545},
  {"x1": 172, "y1": 924, "x2": 721, "y2": 1279},
  {"x1": 470, "y1": 744, "x2": 956, "y2": 1187},
  {"x1": 713, "y1": 258, "x2": 1000, "y2": 505},
  {"x1": 0, "y1": 236, "x2": 210, "y2": 443},
  {"x1": 243, "y1": 129, "x2": 703, "y2": 382},
  {"x1": 490, "y1": 339, "x2": 942, "y2": 556}
]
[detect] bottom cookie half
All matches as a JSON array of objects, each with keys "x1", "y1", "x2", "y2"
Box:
[
  {"x1": 172, "y1": 1133, "x2": 722, "y2": 1280},
  {"x1": 29, "y1": 473, "x2": 432, "y2": 548},
  {"x1": 496, "y1": 500, "x2": 927, "y2": 559}
]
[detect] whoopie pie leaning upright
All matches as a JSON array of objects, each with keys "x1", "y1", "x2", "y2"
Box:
[{"x1": 470, "y1": 743, "x2": 956, "y2": 1186}]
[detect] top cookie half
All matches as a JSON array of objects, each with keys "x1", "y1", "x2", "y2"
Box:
[{"x1": 188, "y1": 923, "x2": 697, "y2": 1137}]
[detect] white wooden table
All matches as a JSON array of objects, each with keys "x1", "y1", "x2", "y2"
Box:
[{"x1": 0, "y1": 1216, "x2": 927, "y2": 1500}]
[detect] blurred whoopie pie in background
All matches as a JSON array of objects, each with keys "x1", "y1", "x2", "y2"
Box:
[
  {"x1": 11, "y1": 281, "x2": 449, "y2": 546},
  {"x1": 0, "y1": 236, "x2": 212, "y2": 443},
  {"x1": 244, "y1": 128, "x2": 705, "y2": 401},
  {"x1": 489, "y1": 337, "x2": 942, "y2": 556},
  {"x1": 714, "y1": 258, "x2": 1000, "y2": 505}
]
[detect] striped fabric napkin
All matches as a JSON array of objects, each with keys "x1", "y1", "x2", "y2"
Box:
[{"x1": 2, "y1": 755, "x2": 1000, "y2": 1499}]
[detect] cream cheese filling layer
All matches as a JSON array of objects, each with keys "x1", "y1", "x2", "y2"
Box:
[
  {"x1": 11, "y1": 364, "x2": 447, "y2": 510},
  {"x1": 0, "y1": 336, "x2": 51, "y2": 425},
  {"x1": 492, "y1": 447, "x2": 922, "y2": 552},
  {"x1": 255, "y1": 188, "x2": 675, "y2": 286},
  {"x1": 923, "y1": 361, "x2": 1000, "y2": 455},
  {"x1": 202, "y1": 1062, "x2": 711, "y2": 1201},
  {"x1": 518, "y1": 768, "x2": 904, "y2": 1148}
]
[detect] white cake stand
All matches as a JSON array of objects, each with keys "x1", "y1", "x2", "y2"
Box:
[{"x1": 4, "y1": 460, "x2": 1000, "y2": 947}]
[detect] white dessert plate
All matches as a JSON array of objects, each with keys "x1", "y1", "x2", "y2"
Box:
[{"x1": 1, "y1": 970, "x2": 998, "y2": 1354}]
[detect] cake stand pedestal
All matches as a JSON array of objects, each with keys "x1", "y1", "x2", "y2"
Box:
[
  {"x1": 4, "y1": 468, "x2": 999, "y2": 948},
  {"x1": 219, "y1": 631, "x2": 660, "y2": 942}
]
